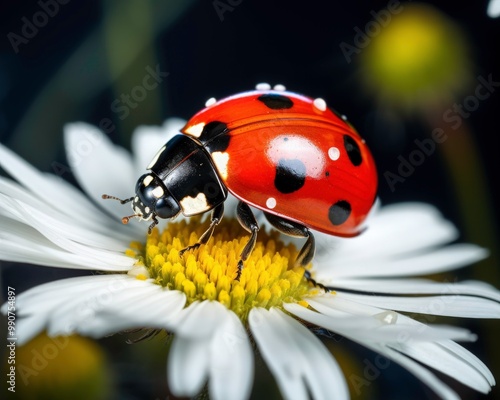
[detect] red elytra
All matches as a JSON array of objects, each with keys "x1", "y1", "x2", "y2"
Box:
[{"x1": 181, "y1": 89, "x2": 378, "y2": 237}]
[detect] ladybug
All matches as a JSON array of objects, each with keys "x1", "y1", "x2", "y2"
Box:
[{"x1": 103, "y1": 83, "x2": 378, "y2": 279}]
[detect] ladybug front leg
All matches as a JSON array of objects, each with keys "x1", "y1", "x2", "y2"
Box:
[
  {"x1": 180, "y1": 203, "x2": 224, "y2": 256},
  {"x1": 264, "y1": 213, "x2": 327, "y2": 290},
  {"x1": 235, "y1": 202, "x2": 260, "y2": 280}
]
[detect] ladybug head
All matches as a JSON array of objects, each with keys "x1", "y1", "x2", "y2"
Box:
[{"x1": 102, "y1": 173, "x2": 181, "y2": 233}]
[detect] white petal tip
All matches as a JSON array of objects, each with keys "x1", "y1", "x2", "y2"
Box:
[{"x1": 488, "y1": 0, "x2": 500, "y2": 17}]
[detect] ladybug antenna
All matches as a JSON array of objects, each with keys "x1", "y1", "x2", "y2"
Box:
[
  {"x1": 102, "y1": 194, "x2": 135, "y2": 204},
  {"x1": 102, "y1": 194, "x2": 142, "y2": 224},
  {"x1": 121, "y1": 214, "x2": 142, "y2": 225}
]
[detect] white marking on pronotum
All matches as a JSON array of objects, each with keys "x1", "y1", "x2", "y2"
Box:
[
  {"x1": 180, "y1": 193, "x2": 209, "y2": 214},
  {"x1": 256, "y1": 82, "x2": 271, "y2": 90},
  {"x1": 147, "y1": 145, "x2": 166, "y2": 169},
  {"x1": 145, "y1": 206, "x2": 151, "y2": 214},
  {"x1": 211, "y1": 151, "x2": 230, "y2": 179},
  {"x1": 273, "y1": 84, "x2": 286, "y2": 91},
  {"x1": 184, "y1": 122, "x2": 205, "y2": 137},
  {"x1": 205, "y1": 97, "x2": 217, "y2": 107},
  {"x1": 152, "y1": 186, "x2": 164, "y2": 198},
  {"x1": 143, "y1": 175, "x2": 154, "y2": 186},
  {"x1": 266, "y1": 197, "x2": 277, "y2": 209},
  {"x1": 313, "y1": 98, "x2": 327, "y2": 112},
  {"x1": 328, "y1": 147, "x2": 340, "y2": 161}
]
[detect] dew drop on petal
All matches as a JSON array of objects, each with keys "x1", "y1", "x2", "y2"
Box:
[{"x1": 374, "y1": 310, "x2": 398, "y2": 325}]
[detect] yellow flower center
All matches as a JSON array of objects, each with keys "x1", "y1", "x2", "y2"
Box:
[{"x1": 126, "y1": 217, "x2": 311, "y2": 320}]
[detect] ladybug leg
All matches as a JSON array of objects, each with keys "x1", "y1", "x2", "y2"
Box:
[
  {"x1": 179, "y1": 203, "x2": 224, "y2": 256},
  {"x1": 263, "y1": 212, "x2": 315, "y2": 265},
  {"x1": 147, "y1": 215, "x2": 159, "y2": 234},
  {"x1": 235, "y1": 202, "x2": 260, "y2": 280},
  {"x1": 264, "y1": 212, "x2": 327, "y2": 291}
]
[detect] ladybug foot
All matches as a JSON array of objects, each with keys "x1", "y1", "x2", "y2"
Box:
[
  {"x1": 303, "y1": 270, "x2": 330, "y2": 292},
  {"x1": 179, "y1": 243, "x2": 201, "y2": 257},
  {"x1": 235, "y1": 260, "x2": 243, "y2": 281}
]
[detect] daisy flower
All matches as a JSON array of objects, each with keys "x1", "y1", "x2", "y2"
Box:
[{"x1": 1, "y1": 120, "x2": 499, "y2": 400}]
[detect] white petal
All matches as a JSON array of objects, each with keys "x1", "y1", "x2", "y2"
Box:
[
  {"x1": 249, "y1": 308, "x2": 309, "y2": 400},
  {"x1": 38, "y1": 174, "x2": 140, "y2": 240},
  {"x1": 42, "y1": 277, "x2": 151, "y2": 336},
  {"x1": 168, "y1": 336, "x2": 210, "y2": 397},
  {"x1": 64, "y1": 122, "x2": 140, "y2": 224},
  {"x1": 3, "y1": 275, "x2": 186, "y2": 344},
  {"x1": 0, "y1": 143, "x2": 106, "y2": 225},
  {"x1": 325, "y1": 278, "x2": 500, "y2": 302},
  {"x1": 0, "y1": 236, "x2": 133, "y2": 271},
  {"x1": 70, "y1": 285, "x2": 186, "y2": 337},
  {"x1": 335, "y1": 291, "x2": 500, "y2": 318},
  {"x1": 299, "y1": 291, "x2": 464, "y2": 398},
  {"x1": 307, "y1": 296, "x2": 494, "y2": 393},
  {"x1": 6, "y1": 275, "x2": 123, "y2": 344},
  {"x1": 43, "y1": 278, "x2": 136, "y2": 334},
  {"x1": 131, "y1": 118, "x2": 185, "y2": 174},
  {"x1": 15, "y1": 314, "x2": 49, "y2": 345},
  {"x1": 12, "y1": 275, "x2": 131, "y2": 311},
  {"x1": 249, "y1": 308, "x2": 349, "y2": 400},
  {"x1": 3, "y1": 200, "x2": 134, "y2": 268},
  {"x1": 318, "y1": 244, "x2": 488, "y2": 279},
  {"x1": 0, "y1": 176, "x2": 95, "y2": 229},
  {"x1": 488, "y1": 0, "x2": 500, "y2": 17},
  {"x1": 272, "y1": 309, "x2": 349, "y2": 400},
  {"x1": 316, "y1": 203, "x2": 458, "y2": 266},
  {"x1": 4, "y1": 197, "x2": 130, "y2": 252},
  {"x1": 307, "y1": 293, "x2": 394, "y2": 318},
  {"x1": 391, "y1": 341, "x2": 492, "y2": 394},
  {"x1": 314, "y1": 202, "x2": 488, "y2": 279},
  {"x1": 172, "y1": 300, "x2": 230, "y2": 338},
  {"x1": 0, "y1": 192, "x2": 134, "y2": 270},
  {"x1": 379, "y1": 311, "x2": 495, "y2": 389},
  {"x1": 439, "y1": 340, "x2": 495, "y2": 386},
  {"x1": 209, "y1": 311, "x2": 254, "y2": 400},
  {"x1": 285, "y1": 302, "x2": 475, "y2": 343},
  {"x1": 0, "y1": 177, "x2": 135, "y2": 248},
  {"x1": 367, "y1": 343, "x2": 461, "y2": 400}
]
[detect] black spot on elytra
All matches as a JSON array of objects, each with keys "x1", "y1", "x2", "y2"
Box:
[
  {"x1": 258, "y1": 94, "x2": 294, "y2": 110},
  {"x1": 325, "y1": 171, "x2": 330, "y2": 177},
  {"x1": 274, "y1": 159, "x2": 306, "y2": 194},
  {"x1": 198, "y1": 121, "x2": 228, "y2": 142},
  {"x1": 328, "y1": 200, "x2": 351, "y2": 225},
  {"x1": 343, "y1": 135, "x2": 362, "y2": 166},
  {"x1": 199, "y1": 121, "x2": 231, "y2": 152}
]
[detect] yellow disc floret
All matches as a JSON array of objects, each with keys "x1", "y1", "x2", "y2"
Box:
[{"x1": 126, "y1": 217, "x2": 311, "y2": 320}]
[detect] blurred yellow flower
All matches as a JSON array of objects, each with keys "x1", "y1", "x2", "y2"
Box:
[
  {"x1": 360, "y1": 3, "x2": 472, "y2": 112},
  {"x1": 10, "y1": 333, "x2": 112, "y2": 400}
]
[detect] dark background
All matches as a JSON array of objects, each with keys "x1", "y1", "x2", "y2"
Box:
[{"x1": 0, "y1": 1, "x2": 499, "y2": 399}]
